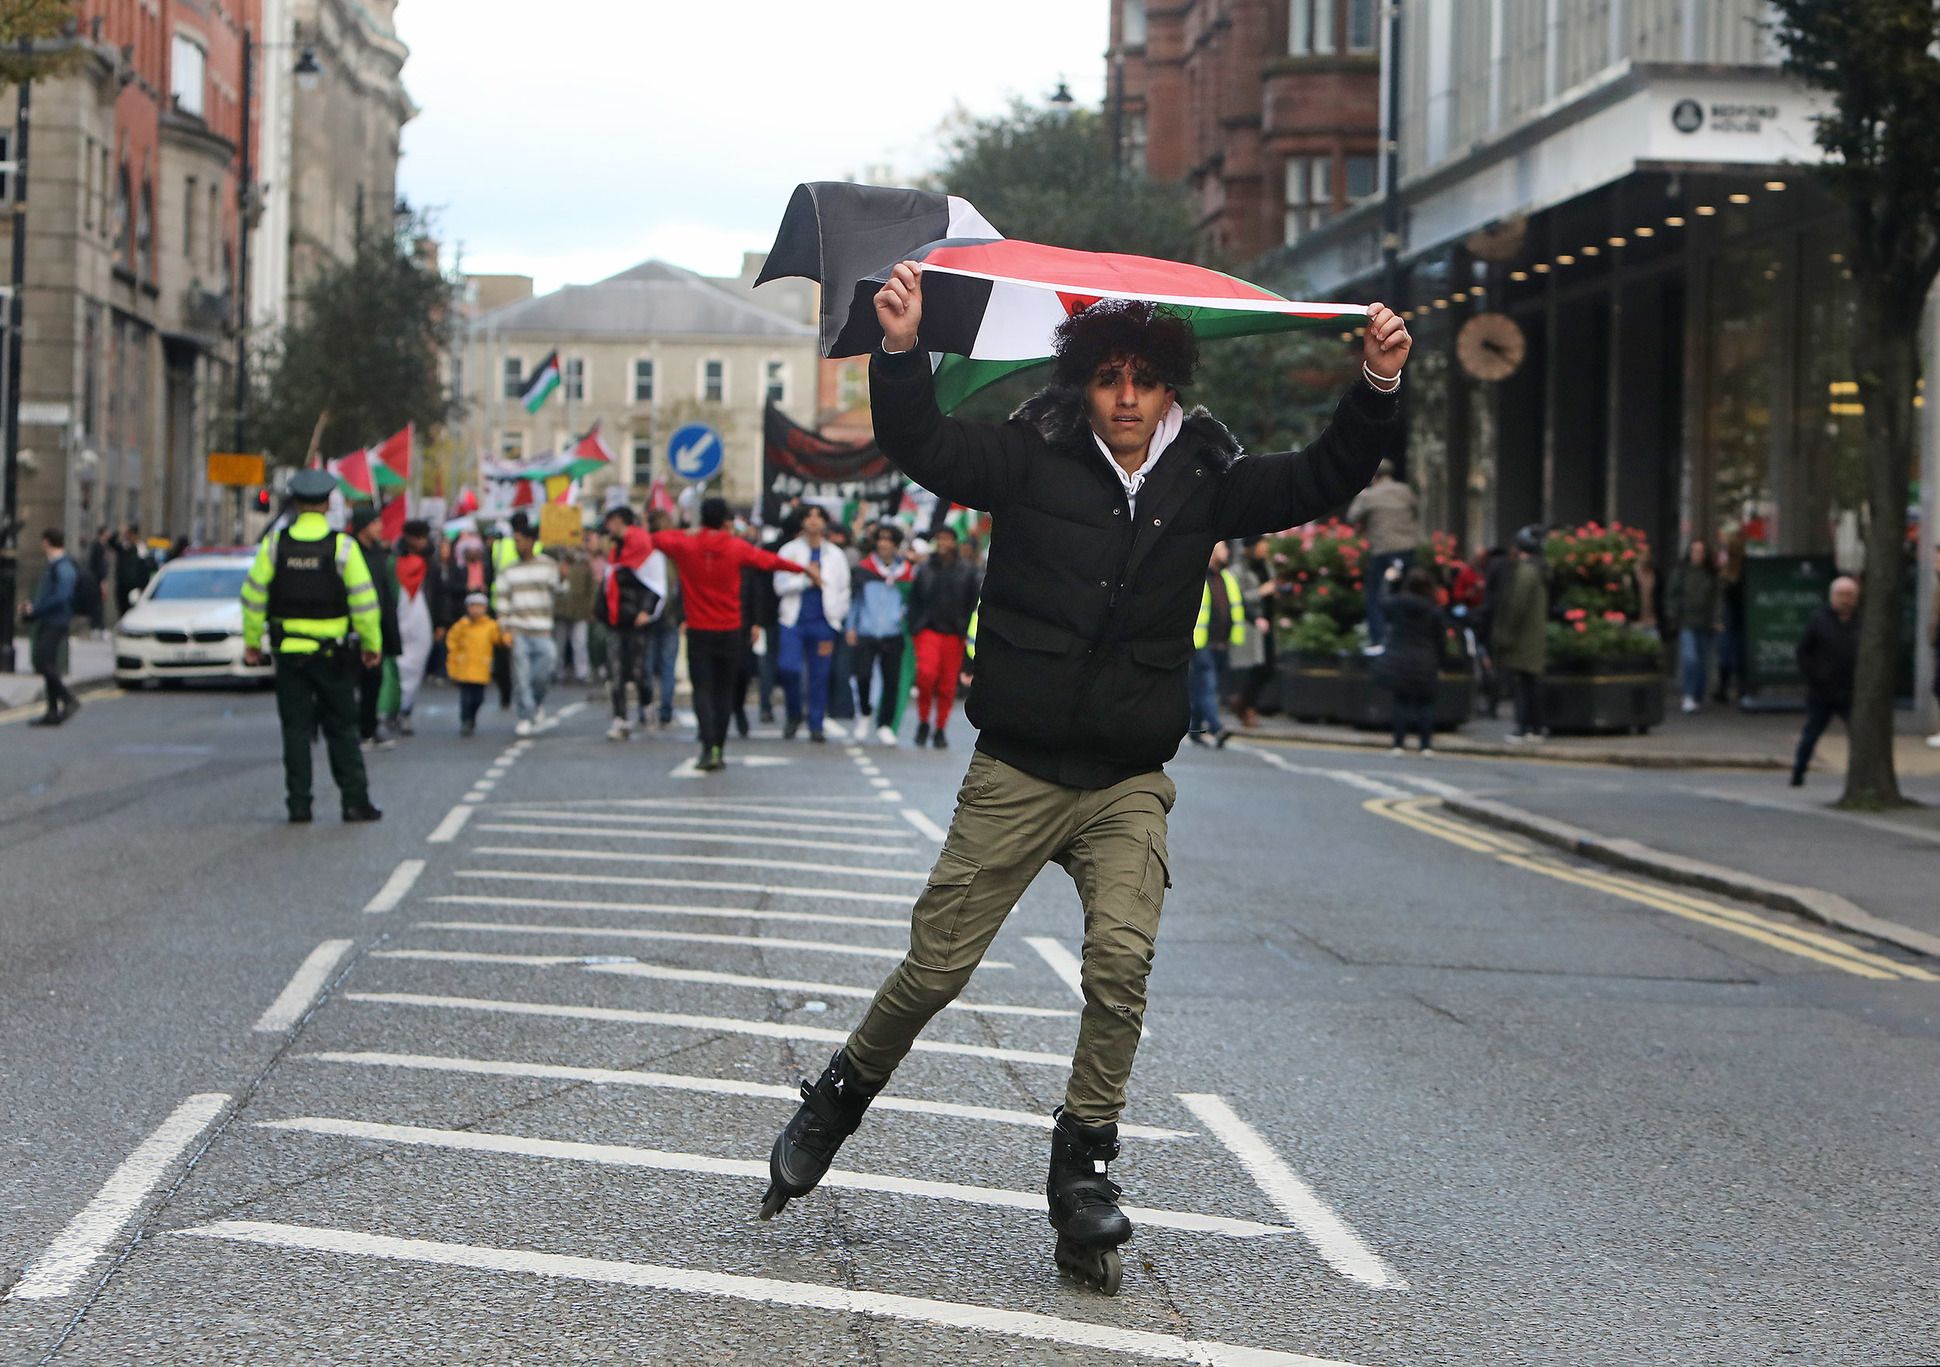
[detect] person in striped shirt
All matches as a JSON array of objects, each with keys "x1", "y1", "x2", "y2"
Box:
[{"x1": 494, "y1": 513, "x2": 560, "y2": 736}]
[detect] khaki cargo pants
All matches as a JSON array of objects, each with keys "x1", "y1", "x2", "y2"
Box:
[{"x1": 845, "y1": 750, "x2": 1175, "y2": 1125}]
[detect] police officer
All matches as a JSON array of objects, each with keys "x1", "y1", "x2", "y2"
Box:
[{"x1": 240, "y1": 468, "x2": 385, "y2": 824}]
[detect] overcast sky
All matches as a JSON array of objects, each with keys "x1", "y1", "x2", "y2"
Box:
[{"x1": 393, "y1": 2, "x2": 1109, "y2": 294}]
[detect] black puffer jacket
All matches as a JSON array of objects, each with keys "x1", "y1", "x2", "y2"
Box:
[
  {"x1": 1376, "y1": 592, "x2": 1447, "y2": 703},
  {"x1": 909, "y1": 554, "x2": 978, "y2": 635},
  {"x1": 870, "y1": 346, "x2": 1401, "y2": 787}
]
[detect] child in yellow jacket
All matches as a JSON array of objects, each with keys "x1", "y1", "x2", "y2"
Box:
[{"x1": 445, "y1": 592, "x2": 509, "y2": 736}]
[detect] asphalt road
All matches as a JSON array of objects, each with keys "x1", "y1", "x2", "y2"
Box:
[{"x1": 2, "y1": 680, "x2": 1938, "y2": 1366}]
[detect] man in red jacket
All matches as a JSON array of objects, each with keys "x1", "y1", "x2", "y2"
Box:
[{"x1": 651, "y1": 496, "x2": 817, "y2": 771}]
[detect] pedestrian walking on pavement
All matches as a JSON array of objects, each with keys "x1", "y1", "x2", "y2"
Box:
[
  {"x1": 848, "y1": 523, "x2": 915, "y2": 745},
  {"x1": 496, "y1": 514, "x2": 559, "y2": 737},
  {"x1": 1230, "y1": 538, "x2": 1274, "y2": 728},
  {"x1": 349, "y1": 508, "x2": 403, "y2": 749},
  {"x1": 599, "y1": 512, "x2": 662, "y2": 742},
  {"x1": 775, "y1": 505, "x2": 851, "y2": 743},
  {"x1": 1188, "y1": 541, "x2": 1243, "y2": 747},
  {"x1": 444, "y1": 593, "x2": 508, "y2": 737},
  {"x1": 651, "y1": 496, "x2": 816, "y2": 771},
  {"x1": 21, "y1": 528, "x2": 81, "y2": 727},
  {"x1": 1668, "y1": 538, "x2": 1719, "y2": 714},
  {"x1": 1347, "y1": 459, "x2": 1421, "y2": 648},
  {"x1": 85, "y1": 527, "x2": 112, "y2": 638},
  {"x1": 114, "y1": 522, "x2": 153, "y2": 614},
  {"x1": 1495, "y1": 524, "x2": 1549, "y2": 742},
  {"x1": 1380, "y1": 567, "x2": 1448, "y2": 755},
  {"x1": 907, "y1": 524, "x2": 978, "y2": 749},
  {"x1": 239, "y1": 468, "x2": 382, "y2": 824},
  {"x1": 1790, "y1": 576, "x2": 1861, "y2": 786},
  {"x1": 760, "y1": 271, "x2": 1410, "y2": 1296}
]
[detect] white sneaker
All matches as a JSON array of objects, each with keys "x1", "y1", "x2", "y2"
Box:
[
  {"x1": 534, "y1": 704, "x2": 547, "y2": 727},
  {"x1": 1927, "y1": 734, "x2": 1940, "y2": 749},
  {"x1": 1681, "y1": 698, "x2": 1700, "y2": 714},
  {"x1": 606, "y1": 718, "x2": 629, "y2": 742},
  {"x1": 1388, "y1": 746, "x2": 1405, "y2": 756},
  {"x1": 1420, "y1": 747, "x2": 1436, "y2": 759},
  {"x1": 514, "y1": 719, "x2": 534, "y2": 737},
  {"x1": 876, "y1": 725, "x2": 898, "y2": 747}
]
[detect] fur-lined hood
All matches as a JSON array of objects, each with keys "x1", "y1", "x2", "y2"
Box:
[{"x1": 1008, "y1": 384, "x2": 1246, "y2": 473}]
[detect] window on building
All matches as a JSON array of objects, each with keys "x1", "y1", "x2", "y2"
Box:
[
  {"x1": 837, "y1": 362, "x2": 866, "y2": 410},
  {"x1": 0, "y1": 133, "x2": 11, "y2": 204},
  {"x1": 565, "y1": 355, "x2": 586, "y2": 401},
  {"x1": 1345, "y1": 153, "x2": 1379, "y2": 201},
  {"x1": 183, "y1": 176, "x2": 196, "y2": 260},
  {"x1": 501, "y1": 432, "x2": 526, "y2": 460},
  {"x1": 503, "y1": 356, "x2": 524, "y2": 399},
  {"x1": 170, "y1": 34, "x2": 205, "y2": 117},
  {"x1": 1124, "y1": 111, "x2": 1148, "y2": 177},
  {"x1": 703, "y1": 358, "x2": 724, "y2": 403},
  {"x1": 633, "y1": 357, "x2": 655, "y2": 403},
  {"x1": 98, "y1": 147, "x2": 110, "y2": 240},
  {"x1": 113, "y1": 165, "x2": 130, "y2": 262},
  {"x1": 1121, "y1": 0, "x2": 1147, "y2": 46},
  {"x1": 1289, "y1": 0, "x2": 1334, "y2": 55},
  {"x1": 1284, "y1": 155, "x2": 1333, "y2": 243},
  {"x1": 137, "y1": 178, "x2": 153, "y2": 276},
  {"x1": 207, "y1": 182, "x2": 218, "y2": 273},
  {"x1": 1347, "y1": 0, "x2": 1377, "y2": 52},
  {"x1": 632, "y1": 436, "x2": 653, "y2": 479},
  {"x1": 764, "y1": 360, "x2": 786, "y2": 406},
  {"x1": 81, "y1": 137, "x2": 93, "y2": 231}
]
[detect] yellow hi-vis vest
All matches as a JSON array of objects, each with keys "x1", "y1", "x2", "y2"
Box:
[
  {"x1": 241, "y1": 511, "x2": 380, "y2": 654},
  {"x1": 1194, "y1": 569, "x2": 1246, "y2": 649}
]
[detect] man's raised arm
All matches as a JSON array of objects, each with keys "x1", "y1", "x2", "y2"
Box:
[
  {"x1": 1212, "y1": 302, "x2": 1413, "y2": 540},
  {"x1": 869, "y1": 261, "x2": 1028, "y2": 513}
]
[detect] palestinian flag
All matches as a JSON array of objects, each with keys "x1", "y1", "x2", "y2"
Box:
[
  {"x1": 329, "y1": 448, "x2": 377, "y2": 501},
  {"x1": 757, "y1": 182, "x2": 998, "y2": 355},
  {"x1": 369, "y1": 425, "x2": 413, "y2": 488},
  {"x1": 523, "y1": 422, "x2": 614, "y2": 487},
  {"x1": 835, "y1": 239, "x2": 1368, "y2": 411},
  {"x1": 520, "y1": 350, "x2": 562, "y2": 414}
]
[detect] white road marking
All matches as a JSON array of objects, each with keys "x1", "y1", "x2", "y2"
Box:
[
  {"x1": 426, "y1": 803, "x2": 475, "y2": 845},
  {"x1": 179, "y1": 1222, "x2": 1365, "y2": 1365},
  {"x1": 488, "y1": 797, "x2": 896, "y2": 818},
  {"x1": 10, "y1": 1094, "x2": 230, "y2": 1300},
  {"x1": 1391, "y1": 773, "x2": 1469, "y2": 798},
  {"x1": 296, "y1": 1051, "x2": 1194, "y2": 1140},
  {"x1": 1243, "y1": 747, "x2": 1411, "y2": 799},
  {"x1": 416, "y1": 919, "x2": 992, "y2": 965},
  {"x1": 430, "y1": 892, "x2": 905, "y2": 929},
  {"x1": 454, "y1": 869, "x2": 911, "y2": 906},
  {"x1": 256, "y1": 1119, "x2": 1290, "y2": 1238},
  {"x1": 475, "y1": 823, "x2": 916, "y2": 857},
  {"x1": 880, "y1": 790, "x2": 903, "y2": 802},
  {"x1": 488, "y1": 810, "x2": 909, "y2": 836},
  {"x1": 473, "y1": 846, "x2": 929, "y2": 882},
  {"x1": 254, "y1": 940, "x2": 355, "y2": 1033},
  {"x1": 858, "y1": 764, "x2": 882, "y2": 776},
  {"x1": 901, "y1": 808, "x2": 949, "y2": 843},
  {"x1": 373, "y1": 949, "x2": 1066, "y2": 1017},
  {"x1": 344, "y1": 992, "x2": 1060, "y2": 1063},
  {"x1": 1176, "y1": 1093, "x2": 1405, "y2": 1290},
  {"x1": 362, "y1": 859, "x2": 426, "y2": 915},
  {"x1": 1027, "y1": 936, "x2": 1150, "y2": 1039},
  {"x1": 472, "y1": 780, "x2": 497, "y2": 792},
  {"x1": 869, "y1": 777, "x2": 893, "y2": 789},
  {"x1": 462, "y1": 793, "x2": 486, "y2": 804},
  {"x1": 672, "y1": 755, "x2": 794, "y2": 778}
]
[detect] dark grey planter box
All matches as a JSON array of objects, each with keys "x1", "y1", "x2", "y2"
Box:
[
  {"x1": 1539, "y1": 670, "x2": 1666, "y2": 734},
  {"x1": 1276, "y1": 654, "x2": 1473, "y2": 731}
]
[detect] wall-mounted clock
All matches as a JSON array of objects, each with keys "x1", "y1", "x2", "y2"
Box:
[{"x1": 1456, "y1": 312, "x2": 1527, "y2": 382}]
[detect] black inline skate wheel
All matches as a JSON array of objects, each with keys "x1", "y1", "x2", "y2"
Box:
[{"x1": 1054, "y1": 1235, "x2": 1124, "y2": 1296}]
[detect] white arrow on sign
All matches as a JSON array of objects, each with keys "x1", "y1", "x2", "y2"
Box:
[{"x1": 670, "y1": 430, "x2": 719, "y2": 476}]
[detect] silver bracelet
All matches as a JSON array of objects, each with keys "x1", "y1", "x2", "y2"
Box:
[{"x1": 1362, "y1": 361, "x2": 1401, "y2": 393}]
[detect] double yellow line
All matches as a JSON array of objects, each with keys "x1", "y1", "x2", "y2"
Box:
[
  {"x1": 1364, "y1": 796, "x2": 1936, "y2": 982},
  {"x1": 0, "y1": 687, "x2": 127, "y2": 728}
]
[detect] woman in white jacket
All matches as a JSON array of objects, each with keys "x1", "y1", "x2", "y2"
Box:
[{"x1": 774, "y1": 505, "x2": 852, "y2": 741}]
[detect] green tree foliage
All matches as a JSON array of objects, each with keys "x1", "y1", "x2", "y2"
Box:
[
  {"x1": 0, "y1": 1, "x2": 86, "y2": 84},
  {"x1": 244, "y1": 213, "x2": 458, "y2": 469},
  {"x1": 1768, "y1": 0, "x2": 1940, "y2": 808}
]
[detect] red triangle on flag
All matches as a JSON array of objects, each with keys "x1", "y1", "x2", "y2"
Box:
[
  {"x1": 1056, "y1": 292, "x2": 1103, "y2": 316},
  {"x1": 452, "y1": 486, "x2": 479, "y2": 517},
  {"x1": 379, "y1": 495, "x2": 408, "y2": 542},
  {"x1": 511, "y1": 479, "x2": 535, "y2": 508},
  {"x1": 330, "y1": 448, "x2": 376, "y2": 499},
  {"x1": 371, "y1": 425, "x2": 413, "y2": 483}
]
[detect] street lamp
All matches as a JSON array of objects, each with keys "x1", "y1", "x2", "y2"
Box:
[
  {"x1": 293, "y1": 46, "x2": 322, "y2": 93},
  {"x1": 1048, "y1": 78, "x2": 1074, "y2": 120}
]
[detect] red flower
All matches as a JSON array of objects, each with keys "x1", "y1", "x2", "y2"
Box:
[{"x1": 1574, "y1": 622, "x2": 1587, "y2": 633}]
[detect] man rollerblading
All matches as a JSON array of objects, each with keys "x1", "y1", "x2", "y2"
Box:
[{"x1": 756, "y1": 261, "x2": 1410, "y2": 1292}]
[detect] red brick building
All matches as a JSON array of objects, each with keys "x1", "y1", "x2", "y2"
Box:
[{"x1": 1108, "y1": 0, "x2": 1383, "y2": 264}]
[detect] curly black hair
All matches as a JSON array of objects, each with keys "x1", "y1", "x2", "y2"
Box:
[{"x1": 1050, "y1": 299, "x2": 1198, "y2": 392}]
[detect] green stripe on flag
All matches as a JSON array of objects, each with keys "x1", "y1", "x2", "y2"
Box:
[{"x1": 522, "y1": 368, "x2": 560, "y2": 415}]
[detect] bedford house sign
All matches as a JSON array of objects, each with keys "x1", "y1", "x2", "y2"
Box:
[{"x1": 1672, "y1": 98, "x2": 1781, "y2": 136}]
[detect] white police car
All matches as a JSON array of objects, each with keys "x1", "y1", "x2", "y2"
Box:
[{"x1": 113, "y1": 550, "x2": 273, "y2": 686}]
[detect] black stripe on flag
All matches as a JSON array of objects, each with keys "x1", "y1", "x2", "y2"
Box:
[{"x1": 758, "y1": 182, "x2": 955, "y2": 355}]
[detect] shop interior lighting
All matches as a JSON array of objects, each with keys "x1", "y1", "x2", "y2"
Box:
[
  {"x1": 1665, "y1": 215, "x2": 1686, "y2": 227},
  {"x1": 1830, "y1": 251, "x2": 1844, "y2": 263},
  {"x1": 1510, "y1": 270, "x2": 1529, "y2": 281},
  {"x1": 1695, "y1": 205, "x2": 1717, "y2": 216},
  {"x1": 1829, "y1": 402, "x2": 1865, "y2": 416},
  {"x1": 1728, "y1": 192, "x2": 1752, "y2": 204},
  {"x1": 1608, "y1": 235, "x2": 1627, "y2": 247},
  {"x1": 1451, "y1": 290, "x2": 1468, "y2": 301},
  {"x1": 1765, "y1": 180, "x2": 1786, "y2": 191},
  {"x1": 1582, "y1": 245, "x2": 1601, "y2": 256},
  {"x1": 1556, "y1": 253, "x2": 1576, "y2": 265},
  {"x1": 1533, "y1": 263, "x2": 1551, "y2": 273},
  {"x1": 1433, "y1": 298, "x2": 1449, "y2": 309},
  {"x1": 1634, "y1": 226, "x2": 1656, "y2": 237},
  {"x1": 1828, "y1": 381, "x2": 1859, "y2": 395}
]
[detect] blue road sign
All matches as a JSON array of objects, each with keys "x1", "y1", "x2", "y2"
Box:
[{"x1": 667, "y1": 423, "x2": 725, "y2": 482}]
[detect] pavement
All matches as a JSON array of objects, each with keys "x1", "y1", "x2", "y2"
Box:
[
  {"x1": 3, "y1": 679, "x2": 1939, "y2": 1364},
  {"x1": 0, "y1": 636, "x2": 117, "y2": 712}
]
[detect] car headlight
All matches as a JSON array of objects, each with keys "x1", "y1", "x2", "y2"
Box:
[{"x1": 117, "y1": 626, "x2": 152, "y2": 639}]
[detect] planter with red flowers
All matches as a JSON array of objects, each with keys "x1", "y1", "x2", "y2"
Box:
[{"x1": 1537, "y1": 523, "x2": 1666, "y2": 733}]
